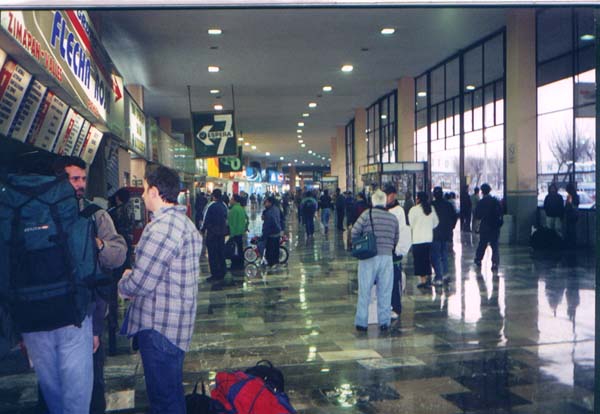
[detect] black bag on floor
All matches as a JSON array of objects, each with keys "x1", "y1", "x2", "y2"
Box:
[
  {"x1": 530, "y1": 227, "x2": 563, "y2": 250},
  {"x1": 245, "y1": 359, "x2": 285, "y2": 393},
  {"x1": 224, "y1": 238, "x2": 237, "y2": 260},
  {"x1": 186, "y1": 381, "x2": 212, "y2": 414}
]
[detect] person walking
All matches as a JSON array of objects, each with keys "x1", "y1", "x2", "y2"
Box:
[
  {"x1": 319, "y1": 189, "x2": 333, "y2": 234},
  {"x1": 301, "y1": 191, "x2": 318, "y2": 237},
  {"x1": 403, "y1": 191, "x2": 414, "y2": 224},
  {"x1": 383, "y1": 184, "x2": 412, "y2": 319},
  {"x1": 119, "y1": 165, "x2": 202, "y2": 414},
  {"x1": 228, "y1": 194, "x2": 249, "y2": 270},
  {"x1": 564, "y1": 182, "x2": 580, "y2": 247},
  {"x1": 202, "y1": 189, "x2": 229, "y2": 282},
  {"x1": 335, "y1": 188, "x2": 346, "y2": 231},
  {"x1": 351, "y1": 190, "x2": 399, "y2": 332},
  {"x1": 473, "y1": 183, "x2": 503, "y2": 271},
  {"x1": 460, "y1": 185, "x2": 472, "y2": 232},
  {"x1": 431, "y1": 187, "x2": 458, "y2": 286},
  {"x1": 345, "y1": 191, "x2": 356, "y2": 227},
  {"x1": 471, "y1": 187, "x2": 481, "y2": 233},
  {"x1": 543, "y1": 183, "x2": 564, "y2": 236},
  {"x1": 194, "y1": 191, "x2": 208, "y2": 230},
  {"x1": 409, "y1": 191, "x2": 439, "y2": 289},
  {"x1": 262, "y1": 196, "x2": 282, "y2": 266}
]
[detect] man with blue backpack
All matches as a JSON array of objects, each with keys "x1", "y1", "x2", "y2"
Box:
[{"x1": 0, "y1": 155, "x2": 126, "y2": 414}]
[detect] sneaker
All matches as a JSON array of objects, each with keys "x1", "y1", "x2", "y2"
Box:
[
  {"x1": 390, "y1": 311, "x2": 399, "y2": 320},
  {"x1": 433, "y1": 278, "x2": 443, "y2": 287},
  {"x1": 355, "y1": 325, "x2": 368, "y2": 332},
  {"x1": 442, "y1": 276, "x2": 451, "y2": 284}
]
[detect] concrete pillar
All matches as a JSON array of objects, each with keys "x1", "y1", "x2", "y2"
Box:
[
  {"x1": 289, "y1": 166, "x2": 297, "y2": 191},
  {"x1": 354, "y1": 108, "x2": 367, "y2": 193},
  {"x1": 397, "y1": 77, "x2": 415, "y2": 162},
  {"x1": 125, "y1": 85, "x2": 144, "y2": 110},
  {"x1": 505, "y1": 9, "x2": 537, "y2": 244},
  {"x1": 330, "y1": 126, "x2": 346, "y2": 190}
]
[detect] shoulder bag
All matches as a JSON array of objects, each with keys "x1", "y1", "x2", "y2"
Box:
[{"x1": 351, "y1": 209, "x2": 378, "y2": 260}]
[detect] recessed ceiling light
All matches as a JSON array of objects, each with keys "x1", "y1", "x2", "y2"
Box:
[
  {"x1": 308, "y1": 102, "x2": 317, "y2": 108},
  {"x1": 322, "y1": 85, "x2": 333, "y2": 92},
  {"x1": 311, "y1": 162, "x2": 314, "y2": 165},
  {"x1": 208, "y1": 28, "x2": 222, "y2": 35},
  {"x1": 302, "y1": 161, "x2": 305, "y2": 164},
  {"x1": 208, "y1": 66, "x2": 220, "y2": 73},
  {"x1": 244, "y1": 142, "x2": 250, "y2": 146},
  {"x1": 417, "y1": 91, "x2": 427, "y2": 97},
  {"x1": 297, "y1": 129, "x2": 303, "y2": 133},
  {"x1": 238, "y1": 137, "x2": 244, "y2": 141},
  {"x1": 302, "y1": 113, "x2": 309, "y2": 118},
  {"x1": 465, "y1": 84, "x2": 476, "y2": 91},
  {"x1": 341, "y1": 65, "x2": 353, "y2": 72},
  {"x1": 328, "y1": 158, "x2": 331, "y2": 161},
  {"x1": 380, "y1": 114, "x2": 387, "y2": 119},
  {"x1": 298, "y1": 139, "x2": 304, "y2": 143},
  {"x1": 308, "y1": 150, "x2": 313, "y2": 154},
  {"x1": 301, "y1": 143, "x2": 306, "y2": 148},
  {"x1": 298, "y1": 122, "x2": 304, "y2": 127},
  {"x1": 210, "y1": 89, "x2": 220, "y2": 94},
  {"x1": 288, "y1": 163, "x2": 292, "y2": 166},
  {"x1": 294, "y1": 159, "x2": 298, "y2": 163},
  {"x1": 265, "y1": 152, "x2": 271, "y2": 156},
  {"x1": 381, "y1": 28, "x2": 395, "y2": 35},
  {"x1": 581, "y1": 34, "x2": 595, "y2": 41},
  {"x1": 214, "y1": 104, "x2": 223, "y2": 110},
  {"x1": 251, "y1": 145, "x2": 256, "y2": 150},
  {"x1": 280, "y1": 156, "x2": 284, "y2": 160},
  {"x1": 297, "y1": 135, "x2": 302, "y2": 138}
]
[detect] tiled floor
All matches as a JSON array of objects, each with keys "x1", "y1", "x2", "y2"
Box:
[{"x1": 0, "y1": 207, "x2": 595, "y2": 413}]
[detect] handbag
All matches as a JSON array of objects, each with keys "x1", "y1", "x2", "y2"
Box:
[{"x1": 351, "y1": 209, "x2": 377, "y2": 260}]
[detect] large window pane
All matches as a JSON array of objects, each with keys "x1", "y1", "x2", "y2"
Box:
[
  {"x1": 446, "y1": 58, "x2": 460, "y2": 98},
  {"x1": 464, "y1": 45, "x2": 483, "y2": 89},
  {"x1": 484, "y1": 35, "x2": 504, "y2": 83},
  {"x1": 538, "y1": 77, "x2": 573, "y2": 114},
  {"x1": 431, "y1": 66, "x2": 445, "y2": 105},
  {"x1": 537, "y1": 9, "x2": 572, "y2": 63},
  {"x1": 538, "y1": 109, "x2": 574, "y2": 176}
]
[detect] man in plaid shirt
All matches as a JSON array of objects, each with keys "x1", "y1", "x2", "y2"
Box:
[{"x1": 119, "y1": 165, "x2": 202, "y2": 414}]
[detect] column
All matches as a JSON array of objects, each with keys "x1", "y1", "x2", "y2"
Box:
[
  {"x1": 397, "y1": 77, "x2": 415, "y2": 162},
  {"x1": 353, "y1": 108, "x2": 367, "y2": 193},
  {"x1": 330, "y1": 127, "x2": 346, "y2": 190},
  {"x1": 505, "y1": 9, "x2": 537, "y2": 244}
]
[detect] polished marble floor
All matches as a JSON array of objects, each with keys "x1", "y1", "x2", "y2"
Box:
[{"x1": 0, "y1": 207, "x2": 596, "y2": 413}]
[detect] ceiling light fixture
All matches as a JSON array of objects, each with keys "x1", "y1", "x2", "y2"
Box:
[
  {"x1": 308, "y1": 150, "x2": 313, "y2": 154},
  {"x1": 417, "y1": 91, "x2": 427, "y2": 97},
  {"x1": 302, "y1": 161, "x2": 305, "y2": 164},
  {"x1": 294, "y1": 159, "x2": 298, "y2": 163},
  {"x1": 380, "y1": 114, "x2": 387, "y2": 119},
  {"x1": 297, "y1": 135, "x2": 302, "y2": 138},
  {"x1": 251, "y1": 145, "x2": 256, "y2": 150},
  {"x1": 297, "y1": 129, "x2": 302, "y2": 133},
  {"x1": 298, "y1": 139, "x2": 304, "y2": 143},
  {"x1": 465, "y1": 84, "x2": 476, "y2": 91},
  {"x1": 322, "y1": 85, "x2": 333, "y2": 92},
  {"x1": 265, "y1": 152, "x2": 271, "y2": 156},
  {"x1": 208, "y1": 28, "x2": 222, "y2": 35},
  {"x1": 280, "y1": 156, "x2": 284, "y2": 160},
  {"x1": 244, "y1": 142, "x2": 250, "y2": 146},
  {"x1": 302, "y1": 113, "x2": 309, "y2": 118},
  {"x1": 288, "y1": 163, "x2": 292, "y2": 166},
  {"x1": 581, "y1": 34, "x2": 595, "y2": 41},
  {"x1": 208, "y1": 66, "x2": 220, "y2": 73},
  {"x1": 341, "y1": 65, "x2": 353, "y2": 72},
  {"x1": 380, "y1": 28, "x2": 395, "y2": 35},
  {"x1": 301, "y1": 143, "x2": 306, "y2": 148},
  {"x1": 308, "y1": 102, "x2": 317, "y2": 108},
  {"x1": 210, "y1": 89, "x2": 220, "y2": 94},
  {"x1": 214, "y1": 104, "x2": 223, "y2": 110},
  {"x1": 298, "y1": 122, "x2": 304, "y2": 127},
  {"x1": 238, "y1": 137, "x2": 244, "y2": 141}
]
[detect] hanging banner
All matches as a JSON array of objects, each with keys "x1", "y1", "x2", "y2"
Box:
[
  {"x1": 0, "y1": 10, "x2": 114, "y2": 123},
  {"x1": 218, "y1": 146, "x2": 243, "y2": 172},
  {"x1": 192, "y1": 111, "x2": 236, "y2": 158},
  {"x1": 26, "y1": 90, "x2": 69, "y2": 151},
  {"x1": 0, "y1": 60, "x2": 32, "y2": 136},
  {"x1": 79, "y1": 125, "x2": 103, "y2": 164},
  {"x1": 10, "y1": 79, "x2": 47, "y2": 142},
  {"x1": 53, "y1": 107, "x2": 85, "y2": 155},
  {"x1": 127, "y1": 95, "x2": 146, "y2": 155}
]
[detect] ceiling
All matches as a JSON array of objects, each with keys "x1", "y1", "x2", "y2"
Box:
[{"x1": 92, "y1": 7, "x2": 508, "y2": 166}]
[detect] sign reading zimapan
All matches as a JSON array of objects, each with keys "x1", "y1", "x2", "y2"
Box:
[
  {"x1": 192, "y1": 111, "x2": 237, "y2": 158},
  {"x1": 0, "y1": 10, "x2": 112, "y2": 123}
]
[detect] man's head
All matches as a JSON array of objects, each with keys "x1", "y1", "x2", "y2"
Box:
[
  {"x1": 264, "y1": 196, "x2": 275, "y2": 208},
  {"x1": 548, "y1": 183, "x2": 558, "y2": 194},
  {"x1": 53, "y1": 156, "x2": 87, "y2": 199},
  {"x1": 480, "y1": 183, "x2": 492, "y2": 195},
  {"x1": 232, "y1": 194, "x2": 242, "y2": 205},
  {"x1": 433, "y1": 186, "x2": 444, "y2": 200},
  {"x1": 143, "y1": 165, "x2": 180, "y2": 213},
  {"x1": 323, "y1": 189, "x2": 329, "y2": 196},
  {"x1": 474, "y1": 187, "x2": 480, "y2": 194},
  {"x1": 336, "y1": 188, "x2": 341, "y2": 195},
  {"x1": 114, "y1": 187, "x2": 131, "y2": 205},
  {"x1": 371, "y1": 189, "x2": 387, "y2": 207},
  {"x1": 383, "y1": 183, "x2": 397, "y2": 204},
  {"x1": 211, "y1": 189, "x2": 222, "y2": 201}
]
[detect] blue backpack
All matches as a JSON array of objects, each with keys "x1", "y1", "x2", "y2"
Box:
[{"x1": 0, "y1": 175, "x2": 108, "y2": 333}]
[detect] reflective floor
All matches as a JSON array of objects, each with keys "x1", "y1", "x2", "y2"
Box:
[{"x1": 0, "y1": 208, "x2": 595, "y2": 413}]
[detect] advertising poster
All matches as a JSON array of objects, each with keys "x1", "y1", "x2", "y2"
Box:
[
  {"x1": 0, "y1": 60, "x2": 32, "y2": 136},
  {"x1": 79, "y1": 125, "x2": 103, "y2": 164},
  {"x1": 218, "y1": 146, "x2": 243, "y2": 173},
  {"x1": 26, "y1": 91, "x2": 69, "y2": 151},
  {"x1": 127, "y1": 95, "x2": 146, "y2": 155},
  {"x1": 10, "y1": 79, "x2": 47, "y2": 142},
  {"x1": 54, "y1": 108, "x2": 86, "y2": 155},
  {"x1": 192, "y1": 111, "x2": 236, "y2": 158},
  {"x1": 0, "y1": 48, "x2": 7, "y2": 69}
]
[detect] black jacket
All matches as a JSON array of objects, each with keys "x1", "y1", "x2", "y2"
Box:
[
  {"x1": 474, "y1": 195, "x2": 503, "y2": 235},
  {"x1": 432, "y1": 198, "x2": 458, "y2": 241},
  {"x1": 202, "y1": 201, "x2": 228, "y2": 238},
  {"x1": 543, "y1": 193, "x2": 564, "y2": 218},
  {"x1": 262, "y1": 205, "x2": 282, "y2": 237},
  {"x1": 335, "y1": 195, "x2": 346, "y2": 210}
]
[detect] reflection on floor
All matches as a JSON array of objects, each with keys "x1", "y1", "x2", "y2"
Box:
[{"x1": 0, "y1": 208, "x2": 595, "y2": 413}]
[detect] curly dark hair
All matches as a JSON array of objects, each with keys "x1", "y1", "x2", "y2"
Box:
[{"x1": 144, "y1": 165, "x2": 180, "y2": 204}]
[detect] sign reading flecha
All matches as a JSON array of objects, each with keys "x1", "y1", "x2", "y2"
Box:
[
  {"x1": 192, "y1": 111, "x2": 236, "y2": 158},
  {"x1": 218, "y1": 146, "x2": 243, "y2": 172}
]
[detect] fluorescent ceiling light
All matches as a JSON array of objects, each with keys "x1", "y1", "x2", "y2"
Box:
[
  {"x1": 298, "y1": 122, "x2": 304, "y2": 127},
  {"x1": 208, "y1": 28, "x2": 222, "y2": 35},
  {"x1": 302, "y1": 161, "x2": 305, "y2": 164},
  {"x1": 311, "y1": 163, "x2": 314, "y2": 165},
  {"x1": 297, "y1": 129, "x2": 303, "y2": 133},
  {"x1": 294, "y1": 159, "x2": 298, "y2": 163},
  {"x1": 214, "y1": 104, "x2": 223, "y2": 110},
  {"x1": 322, "y1": 85, "x2": 333, "y2": 92},
  {"x1": 265, "y1": 152, "x2": 271, "y2": 156},
  {"x1": 298, "y1": 140, "x2": 304, "y2": 143},
  {"x1": 341, "y1": 65, "x2": 353, "y2": 72},
  {"x1": 244, "y1": 142, "x2": 250, "y2": 146},
  {"x1": 328, "y1": 158, "x2": 331, "y2": 161},
  {"x1": 297, "y1": 135, "x2": 302, "y2": 138},
  {"x1": 208, "y1": 66, "x2": 220, "y2": 72},
  {"x1": 308, "y1": 102, "x2": 317, "y2": 108},
  {"x1": 302, "y1": 113, "x2": 309, "y2": 118},
  {"x1": 380, "y1": 114, "x2": 387, "y2": 119},
  {"x1": 417, "y1": 91, "x2": 427, "y2": 97},
  {"x1": 581, "y1": 34, "x2": 595, "y2": 41},
  {"x1": 238, "y1": 137, "x2": 244, "y2": 141},
  {"x1": 288, "y1": 163, "x2": 292, "y2": 166},
  {"x1": 251, "y1": 145, "x2": 256, "y2": 150},
  {"x1": 308, "y1": 150, "x2": 313, "y2": 154},
  {"x1": 280, "y1": 156, "x2": 284, "y2": 160},
  {"x1": 210, "y1": 89, "x2": 220, "y2": 94},
  {"x1": 465, "y1": 84, "x2": 476, "y2": 91},
  {"x1": 301, "y1": 144, "x2": 306, "y2": 148},
  {"x1": 381, "y1": 28, "x2": 395, "y2": 35}
]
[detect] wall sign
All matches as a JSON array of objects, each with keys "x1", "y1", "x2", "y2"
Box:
[
  {"x1": 192, "y1": 111, "x2": 236, "y2": 158},
  {"x1": 26, "y1": 90, "x2": 68, "y2": 151},
  {"x1": 218, "y1": 146, "x2": 243, "y2": 172},
  {"x1": 127, "y1": 95, "x2": 146, "y2": 155},
  {"x1": 10, "y1": 79, "x2": 47, "y2": 142},
  {"x1": 0, "y1": 60, "x2": 32, "y2": 136},
  {"x1": 53, "y1": 107, "x2": 85, "y2": 155},
  {"x1": 79, "y1": 125, "x2": 103, "y2": 164}
]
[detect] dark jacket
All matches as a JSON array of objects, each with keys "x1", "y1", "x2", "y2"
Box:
[
  {"x1": 335, "y1": 194, "x2": 346, "y2": 210},
  {"x1": 353, "y1": 200, "x2": 368, "y2": 224},
  {"x1": 432, "y1": 198, "x2": 458, "y2": 242},
  {"x1": 460, "y1": 190, "x2": 472, "y2": 217},
  {"x1": 474, "y1": 195, "x2": 503, "y2": 235},
  {"x1": 544, "y1": 193, "x2": 564, "y2": 218},
  {"x1": 202, "y1": 200, "x2": 229, "y2": 238},
  {"x1": 319, "y1": 195, "x2": 333, "y2": 210},
  {"x1": 262, "y1": 205, "x2": 282, "y2": 237}
]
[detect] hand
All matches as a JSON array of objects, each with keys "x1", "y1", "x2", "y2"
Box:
[
  {"x1": 96, "y1": 238, "x2": 104, "y2": 250},
  {"x1": 93, "y1": 336, "x2": 100, "y2": 353},
  {"x1": 122, "y1": 269, "x2": 132, "y2": 279}
]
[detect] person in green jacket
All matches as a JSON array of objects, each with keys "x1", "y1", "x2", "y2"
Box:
[{"x1": 228, "y1": 194, "x2": 249, "y2": 269}]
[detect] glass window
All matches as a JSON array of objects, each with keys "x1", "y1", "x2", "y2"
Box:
[
  {"x1": 537, "y1": 9, "x2": 573, "y2": 63},
  {"x1": 484, "y1": 34, "x2": 504, "y2": 83},
  {"x1": 431, "y1": 66, "x2": 445, "y2": 105},
  {"x1": 464, "y1": 45, "x2": 483, "y2": 90},
  {"x1": 446, "y1": 58, "x2": 460, "y2": 99}
]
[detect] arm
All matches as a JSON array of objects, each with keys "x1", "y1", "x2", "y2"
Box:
[
  {"x1": 350, "y1": 210, "x2": 366, "y2": 240},
  {"x1": 95, "y1": 210, "x2": 127, "y2": 270},
  {"x1": 395, "y1": 208, "x2": 411, "y2": 257},
  {"x1": 118, "y1": 221, "x2": 177, "y2": 299}
]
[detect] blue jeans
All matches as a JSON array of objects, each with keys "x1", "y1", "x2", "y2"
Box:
[
  {"x1": 431, "y1": 240, "x2": 449, "y2": 279},
  {"x1": 321, "y1": 208, "x2": 331, "y2": 230},
  {"x1": 355, "y1": 255, "x2": 393, "y2": 327},
  {"x1": 304, "y1": 213, "x2": 315, "y2": 235},
  {"x1": 137, "y1": 329, "x2": 186, "y2": 414},
  {"x1": 22, "y1": 316, "x2": 93, "y2": 414}
]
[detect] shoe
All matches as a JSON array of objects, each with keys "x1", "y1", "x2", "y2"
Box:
[
  {"x1": 379, "y1": 325, "x2": 389, "y2": 332},
  {"x1": 416, "y1": 281, "x2": 431, "y2": 289},
  {"x1": 390, "y1": 311, "x2": 399, "y2": 320},
  {"x1": 206, "y1": 276, "x2": 223, "y2": 283},
  {"x1": 442, "y1": 276, "x2": 451, "y2": 284},
  {"x1": 491, "y1": 263, "x2": 499, "y2": 271},
  {"x1": 433, "y1": 278, "x2": 443, "y2": 287},
  {"x1": 355, "y1": 325, "x2": 368, "y2": 332},
  {"x1": 474, "y1": 259, "x2": 482, "y2": 267}
]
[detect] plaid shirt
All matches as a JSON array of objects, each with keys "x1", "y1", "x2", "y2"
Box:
[{"x1": 119, "y1": 205, "x2": 202, "y2": 351}]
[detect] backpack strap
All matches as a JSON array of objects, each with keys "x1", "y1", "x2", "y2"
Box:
[{"x1": 80, "y1": 203, "x2": 103, "y2": 219}]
